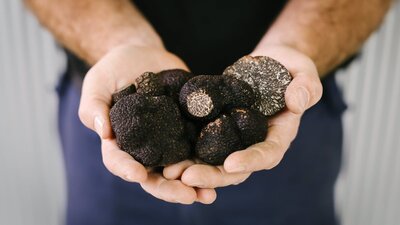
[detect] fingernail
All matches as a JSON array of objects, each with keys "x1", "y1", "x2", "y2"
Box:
[
  {"x1": 94, "y1": 116, "x2": 104, "y2": 137},
  {"x1": 297, "y1": 87, "x2": 309, "y2": 112},
  {"x1": 228, "y1": 165, "x2": 246, "y2": 173}
]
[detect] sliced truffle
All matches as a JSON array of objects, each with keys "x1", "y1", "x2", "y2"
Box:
[
  {"x1": 111, "y1": 84, "x2": 136, "y2": 106},
  {"x1": 135, "y1": 72, "x2": 165, "y2": 96},
  {"x1": 158, "y1": 69, "x2": 195, "y2": 101},
  {"x1": 223, "y1": 56, "x2": 292, "y2": 116},
  {"x1": 229, "y1": 108, "x2": 268, "y2": 147},
  {"x1": 195, "y1": 115, "x2": 242, "y2": 165},
  {"x1": 109, "y1": 93, "x2": 191, "y2": 166},
  {"x1": 179, "y1": 75, "x2": 225, "y2": 120},
  {"x1": 179, "y1": 75, "x2": 255, "y2": 120}
]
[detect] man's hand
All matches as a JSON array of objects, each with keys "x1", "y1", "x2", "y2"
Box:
[
  {"x1": 26, "y1": 0, "x2": 217, "y2": 204},
  {"x1": 173, "y1": 0, "x2": 391, "y2": 190},
  {"x1": 170, "y1": 45, "x2": 323, "y2": 188},
  {"x1": 78, "y1": 43, "x2": 216, "y2": 204}
]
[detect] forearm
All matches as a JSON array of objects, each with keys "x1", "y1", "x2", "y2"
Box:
[
  {"x1": 25, "y1": 0, "x2": 163, "y2": 65},
  {"x1": 255, "y1": 0, "x2": 392, "y2": 77}
]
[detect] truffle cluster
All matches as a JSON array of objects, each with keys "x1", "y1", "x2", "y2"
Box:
[{"x1": 109, "y1": 56, "x2": 291, "y2": 166}]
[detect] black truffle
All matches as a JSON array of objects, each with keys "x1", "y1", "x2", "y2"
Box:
[
  {"x1": 157, "y1": 69, "x2": 195, "y2": 101},
  {"x1": 111, "y1": 84, "x2": 136, "y2": 106},
  {"x1": 223, "y1": 56, "x2": 292, "y2": 116},
  {"x1": 229, "y1": 108, "x2": 268, "y2": 147},
  {"x1": 179, "y1": 75, "x2": 255, "y2": 120},
  {"x1": 195, "y1": 108, "x2": 268, "y2": 165},
  {"x1": 109, "y1": 55, "x2": 289, "y2": 168},
  {"x1": 195, "y1": 114, "x2": 242, "y2": 165},
  {"x1": 221, "y1": 76, "x2": 255, "y2": 109},
  {"x1": 109, "y1": 93, "x2": 191, "y2": 166},
  {"x1": 183, "y1": 119, "x2": 201, "y2": 148},
  {"x1": 135, "y1": 72, "x2": 165, "y2": 96},
  {"x1": 180, "y1": 75, "x2": 225, "y2": 120}
]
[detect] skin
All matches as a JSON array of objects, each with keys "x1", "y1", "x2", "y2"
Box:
[
  {"x1": 177, "y1": 0, "x2": 392, "y2": 189},
  {"x1": 26, "y1": 0, "x2": 392, "y2": 202},
  {"x1": 25, "y1": 0, "x2": 215, "y2": 204}
]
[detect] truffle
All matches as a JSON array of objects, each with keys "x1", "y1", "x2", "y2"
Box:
[
  {"x1": 179, "y1": 75, "x2": 225, "y2": 120},
  {"x1": 183, "y1": 119, "x2": 201, "y2": 148},
  {"x1": 221, "y1": 76, "x2": 255, "y2": 109},
  {"x1": 179, "y1": 75, "x2": 255, "y2": 120},
  {"x1": 229, "y1": 108, "x2": 268, "y2": 147},
  {"x1": 195, "y1": 114, "x2": 242, "y2": 165},
  {"x1": 109, "y1": 93, "x2": 191, "y2": 166},
  {"x1": 111, "y1": 84, "x2": 136, "y2": 106},
  {"x1": 109, "y1": 55, "x2": 289, "y2": 168},
  {"x1": 223, "y1": 56, "x2": 292, "y2": 116},
  {"x1": 157, "y1": 69, "x2": 195, "y2": 101},
  {"x1": 195, "y1": 108, "x2": 268, "y2": 165},
  {"x1": 135, "y1": 72, "x2": 165, "y2": 96}
]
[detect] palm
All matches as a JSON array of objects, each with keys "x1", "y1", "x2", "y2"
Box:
[
  {"x1": 79, "y1": 44, "x2": 216, "y2": 204},
  {"x1": 177, "y1": 45, "x2": 323, "y2": 189}
]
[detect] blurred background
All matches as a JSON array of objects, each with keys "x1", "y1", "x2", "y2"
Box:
[{"x1": 0, "y1": 1, "x2": 399, "y2": 225}]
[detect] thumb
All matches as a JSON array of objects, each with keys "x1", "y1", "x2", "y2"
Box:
[
  {"x1": 285, "y1": 71, "x2": 323, "y2": 115},
  {"x1": 78, "y1": 70, "x2": 113, "y2": 139}
]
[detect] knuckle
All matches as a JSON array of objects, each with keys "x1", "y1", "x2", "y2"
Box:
[
  {"x1": 102, "y1": 155, "x2": 118, "y2": 174},
  {"x1": 313, "y1": 81, "x2": 323, "y2": 95},
  {"x1": 78, "y1": 105, "x2": 90, "y2": 127},
  {"x1": 218, "y1": 176, "x2": 228, "y2": 187},
  {"x1": 310, "y1": 80, "x2": 323, "y2": 101},
  {"x1": 232, "y1": 174, "x2": 250, "y2": 185},
  {"x1": 259, "y1": 142, "x2": 284, "y2": 170},
  {"x1": 264, "y1": 152, "x2": 283, "y2": 170}
]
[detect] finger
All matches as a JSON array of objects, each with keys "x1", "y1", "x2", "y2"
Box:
[
  {"x1": 251, "y1": 45, "x2": 323, "y2": 114},
  {"x1": 163, "y1": 160, "x2": 195, "y2": 180},
  {"x1": 224, "y1": 111, "x2": 301, "y2": 173},
  {"x1": 195, "y1": 188, "x2": 217, "y2": 204},
  {"x1": 79, "y1": 68, "x2": 114, "y2": 139},
  {"x1": 285, "y1": 71, "x2": 323, "y2": 114},
  {"x1": 182, "y1": 164, "x2": 251, "y2": 188},
  {"x1": 101, "y1": 139, "x2": 147, "y2": 182},
  {"x1": 140, "y1": 173, "x2": 197, "y2": 204}
]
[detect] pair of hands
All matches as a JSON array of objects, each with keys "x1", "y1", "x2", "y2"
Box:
[{"x1": 78, "y1": 43, "x2": 323, "y2": 204}]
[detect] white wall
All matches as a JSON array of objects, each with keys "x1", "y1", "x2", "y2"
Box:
[
  {"x1": 0, "y1": 1, "x2": 399, "y2": 225},
  {"x1": 335, "y1": 3, "x2": 400, "y2": 225},
  {"x1": 0, "y1": 1, "x2": 66, "y2": 225}
]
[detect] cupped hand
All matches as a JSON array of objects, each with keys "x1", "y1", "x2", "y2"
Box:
[
  {"x1": 178, "y1": 45, "x2": 323, "y2": 189},
  {"x1": 78, "y1": 44, "x2": 216, "y2": 204}
]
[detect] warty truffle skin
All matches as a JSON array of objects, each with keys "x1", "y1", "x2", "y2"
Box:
[
  {"x1": 229, "y1": 108, "x2": 268, "y2": 147},
  {"x1": 195, "y1": 108, "x2": 268, "y2": 165},
  {"x1": 179, "y1": 75, "x2": 255, "y2": 121},
  {"x1": 135, "y1": 69, "x2": 194, "y2": 99},
  {"x1": 221, "y1": 75, "x2": 255, "y2": 109},
  {"x1": 195, "y1": 114, "x2": 242, "y2": 165},
  {"x1": 111, "y1": 84, "x2": 136, "y2": 107},
  {"x1": 135, "y1": 72, "x2": 165, "y2": 96},
  {"x1": 109, "y1": 93, "x2": 191, "y2": 167},
  {"x1": 157, "y1": 69, "x2": 195, "y2": 101},
  {"x1": 223, "y1": 56, "x2": 292, "y2": 116}
]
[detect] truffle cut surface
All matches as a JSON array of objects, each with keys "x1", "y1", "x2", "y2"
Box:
[{"x1": 223, "y1": 56, "x2": 292, "y2": 116}]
